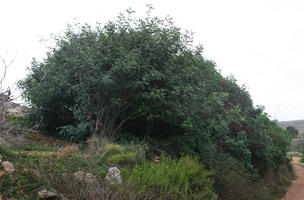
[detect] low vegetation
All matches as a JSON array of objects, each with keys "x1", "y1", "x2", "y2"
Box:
[
  {"x1": 0, "y1": 6, "x2": 294, "y2": 200},
  {"x1": 0, "y1": 133, "x2": 217, "y2": 199},
  {"x1": 123, "y1": 154, "x2": 216, "y2": 199}
]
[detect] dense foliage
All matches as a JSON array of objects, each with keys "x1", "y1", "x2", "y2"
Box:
[
  {"x1": 19, "y1": 8, "x2": 291, "y2": 198},
  {"x1": 286, "y1": 125, "x2": 299, "y2": 138}
]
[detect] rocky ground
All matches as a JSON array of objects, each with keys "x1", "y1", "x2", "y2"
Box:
[{"x1": 0, "y1": 133, "x2": 123, "y2": 200}]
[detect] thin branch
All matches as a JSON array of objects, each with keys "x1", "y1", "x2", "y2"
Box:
[
  {"x1": 11, "y1": 67, "x2": 49, "y2": 101},
  {"x1": 0, "y1": 55, "x2": 9, "y2": 84},
  {"x1": 116, "y1": 111, "x2": 141, "y2": 131}
]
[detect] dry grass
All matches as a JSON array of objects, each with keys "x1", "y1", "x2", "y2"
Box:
[
  {"x1": 57, "y1": 144, "x2": 80, "y2": 159},
  {"x1": 44, "y1": 172, "x2": 124, "y2": 200},
  {"x1": 85, "y1": 134, "x2": 110, "y2": 156}
]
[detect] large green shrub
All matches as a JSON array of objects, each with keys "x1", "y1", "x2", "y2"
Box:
[
  {"x1": 18, "y1": 8, "x2": 291, "y2": 196},
  {"x1": 19, "y1": 8, "x2": 220, "y2": 141}
]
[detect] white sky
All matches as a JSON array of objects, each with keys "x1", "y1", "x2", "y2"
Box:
[{"x1": 1, "y1": 0, "x2": 304, "y2": 121}]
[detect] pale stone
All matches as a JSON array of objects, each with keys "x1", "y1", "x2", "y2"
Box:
[
  {"x1": 1, "y1": 161, "x2": 14, "y2": 174},
  {"x1": 37, "y1": 189, "x2": 58, "y2": 199},
  {"x1": 73, "y1": 171, "x2": 96, "y2": 184},
  {"x1": 106, "y1": 167, "x2": 122, "y2": 184}
]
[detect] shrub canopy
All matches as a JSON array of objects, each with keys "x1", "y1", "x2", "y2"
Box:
[{"x1": 19, "y1": 9, "x2": 290, "y2": 172}]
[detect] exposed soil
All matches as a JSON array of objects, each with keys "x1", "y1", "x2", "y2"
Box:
[{"x1": 282, "y1": 157, "x2": 304, "y2": 200}]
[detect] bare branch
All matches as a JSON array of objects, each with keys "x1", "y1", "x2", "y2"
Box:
[
  {"x1": 0, "y1": 54, "x2": 15, "y2": 129},
  {"x1": 0, "y1": 56, "x2": 8, "y2": 85}
]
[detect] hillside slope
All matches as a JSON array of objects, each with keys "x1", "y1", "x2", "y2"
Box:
[{"x1": 278, "y1": 120, "x2": 304, "y2": 135}]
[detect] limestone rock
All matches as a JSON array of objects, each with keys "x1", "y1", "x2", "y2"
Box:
[
  {"x1": 1, "y1": 161, "x2": 14, "y2": 174},
  {"x1": 73, "y1": 171, "x2": 96, "y2": 184},
  {"x1": 37, "y1": 189, "x2": 58, "y2": 199},
  {"x1": 37, "y1": 189, "x2": 68, "y2": 200},
  {"x1": 106, "y1": 166, "x2": 122, "y2": 184}
]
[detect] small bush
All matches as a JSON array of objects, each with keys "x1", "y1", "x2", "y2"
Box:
[
  {"x1": 286, "y1": 126, "x2": 299, "y2": 138},
  {"x1": 84, "y1": 135, "x2": 148, "y2": 167},
  {"x1": 85, "y1": 135, "x2": 123, "y2": 156},
  {"x1": 123, "y1": 154, "x2": 216, "y2": 199},
  {"x1": 108, "y1": 152, "x2": 136, "y2": 165},
  {"x1": 98, "y1": 143, "x2": 123, "y2": 155},
  {"x1": 85, "y1": 134, "x2": 109, "y2": 155},
  {"x1": 122, "y1": 143, "x2": 148, "y2": 161}
]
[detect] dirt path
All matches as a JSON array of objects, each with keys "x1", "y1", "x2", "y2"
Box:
[{"x1": 282, "y1": 157, "x2": 304, "y2": 200}]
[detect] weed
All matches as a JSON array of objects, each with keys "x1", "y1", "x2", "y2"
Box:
[
  {"x1": 108, "y1": 152, "x2": 136, "y2": 165},
  {"x1": 99, "y1": 143, "x2": 123, "y2": 155},
  {"x1": 122, "y1": 154, "x2": 216, "y2": 199}
]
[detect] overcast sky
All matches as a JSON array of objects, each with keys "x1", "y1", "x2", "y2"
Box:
[{"x1": 1, "y1": 0, "x2": 304, "y2": 121}]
